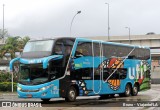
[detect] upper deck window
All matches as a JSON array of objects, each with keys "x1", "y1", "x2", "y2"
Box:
[{"x1": 23, "y1": 40, "x2": 54, "y2": 52}]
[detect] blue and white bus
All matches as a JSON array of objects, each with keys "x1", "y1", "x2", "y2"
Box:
[{"x1": 10, "y1": 37, "x2": 151, "y2": 102}]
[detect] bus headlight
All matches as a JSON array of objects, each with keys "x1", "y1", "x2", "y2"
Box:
[
  {"x1": 17, "y1": 86, "x2": 22, "y2": 91},
  {"x1": 40, "y1": 87, "x2": 47, "y2": 91},
  {"x1": 39, "y1": 84, "x2": 53, "y2": 91}
]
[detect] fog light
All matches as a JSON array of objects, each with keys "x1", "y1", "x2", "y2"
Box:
[{"x1": 42, "y1": 92, "x2": 47, "y2": 96}]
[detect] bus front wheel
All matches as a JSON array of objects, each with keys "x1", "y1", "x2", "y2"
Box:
[
  {"x1": 65, "y1": 86, "x2": 77, "y2": 102},
  {"x1": 41, "y1": 98, "x2": 50, "y2": 103}
]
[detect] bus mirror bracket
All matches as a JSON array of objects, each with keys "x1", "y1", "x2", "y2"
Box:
[
  {"x1": 9, "y1": 57, "x2": 20, "y2": 72},
  {"x1": 43, "y1": 55, "x2": 63, "y2": 69}
]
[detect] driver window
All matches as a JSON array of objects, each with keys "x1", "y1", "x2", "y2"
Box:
[
  {"x1": 53, "y1": 40, "x2": 63, "y2": 55},
  {"x1": 75, "y1": 42, "x2": 92, "y2": 57},
  {"x1": 55, "y1": 45, "x2": 62, "y2": 54}
]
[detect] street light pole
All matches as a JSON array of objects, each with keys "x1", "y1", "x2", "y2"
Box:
[
  {"x1": 125, "y1": 27, "x2": 131, "y2": 44},
  {"x1": 105, "y1": 3, "x2": 110, "y2": 41},
  {"x1": 2, "y1": 4, "x2": 5, "y2": 43},
  {"x1": 2, "y1": 4, "x2": 13, "y2": 92},
  {"x1": 70, "y1": 11, "x2": 81, "y2": 37}
]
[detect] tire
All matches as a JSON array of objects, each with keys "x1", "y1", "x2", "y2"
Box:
[
  {"x1": 119, "y1": 84, "x2": 131, "y2": 97},
  {"x1": 65, "y1": 86, "x2": 77, "y2": 102},
  {"x1": 131, "y1": 84, "x2": 138, "y2": 96},
  {"x1": 41, "y1": 98, "x2": 50, "y2": 103},
  {"x1": 124, "y1": 84, "x2": 131, "y2": 97},
  {"x1": 119, "y1": 93, "x2": 125, "y2": 97},
  {"x1": 99, "y1": 94, "x2": 109, "y2": 99},
  {"x1": 110, "y1": 94, "x2": 115, "y2": 98}
]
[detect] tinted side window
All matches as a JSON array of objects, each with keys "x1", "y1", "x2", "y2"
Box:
[
  {"x1": 71, "y1": 41, "x2": 92, "y2": 80},
  {"x1": 129, "y1": 49, "x2": 136, "y2": 59},
  {"x1": 70, "y1": 68, "x2": 92, "y2": 80},
  {"x1": 108, "y1": 69, "x2": 126, "y2": 79},
  {"x1": 140, "y1": 48, "x2": 150, "y2": 60},
  {"x1": 109, "y1": 69, "x2": 119, "y2": 79},
  {"x1": 103, "y1": 44, "x2": 133, "y2": 58},
  {"x1": 119, "y1": 69, "x2": 127, "y2": 79},
  {"x1": 117, "y1": 46, "x2": 133, "y2": 58},
  {"x1": 63, "y1": 39, "x2": 74, "y2": 55},
  {"x1": 103, "y1": 68, "x2": 127, "y2": 80},
  {"x1": 103, "y1": 44, "x2": 116, "y2": 58},
  {"x1": 75, "y1": 42, "x2": 92, "y2": 57},
  {"x1": 144, "y1": 49, "x2": 150, "y2": 60},
  {"x1": 53, "y1": 40, "x2": 64, "y2": 55},
  {"x1": 92, "y1": 42, "x2": 102, "y2": 80},
  {"x1": 93, "y1": 43, "x2": 101, "y2": 56}
]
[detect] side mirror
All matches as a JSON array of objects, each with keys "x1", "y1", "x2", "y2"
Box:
[{"x1": 71, "y1": 56, "x2": 76, "y2": 59}]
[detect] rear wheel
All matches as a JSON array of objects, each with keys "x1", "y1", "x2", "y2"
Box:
[
  {"x1": 119, "y1": 84, "x2": 131, "y2": 97},
  {"x1": 119, "y1": 93, "x2": 125, "y2": 97},
  {"x1": 65, "y1": 86, "x2": 77, "y2": 102},
  {"x1": 131, "y1": 84, "x2": 138, "y2": 96},
  {"x1": 124, "y1": 84, "x2": 131, "y2": 97}
]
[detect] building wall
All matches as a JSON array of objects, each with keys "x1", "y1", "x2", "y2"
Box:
[{"x1": 87, "y1": 34, "x2": 160, "y2": 47}]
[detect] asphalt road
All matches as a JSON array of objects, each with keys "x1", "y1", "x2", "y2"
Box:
[{"x1": 0, "y1": 84, "x2": 160, "y2": 110}]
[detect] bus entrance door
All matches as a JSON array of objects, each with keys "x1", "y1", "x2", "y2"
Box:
[{"x1": 92, "y1": 40, "x2": 103, "y2": 94}]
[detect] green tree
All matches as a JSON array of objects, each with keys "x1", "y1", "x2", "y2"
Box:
[
  {"x1": 0, "y1": 36, "x2": 30, "y2": 59},
  {"x1": 0, "y1": 29, "x2": 10, "y2": 58},
  {"x1": 18, "y1": 36, "x2": 30, "y2": 51}
]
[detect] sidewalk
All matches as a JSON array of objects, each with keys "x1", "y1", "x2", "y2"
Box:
[
  {"x1": 0, "y1": 92, "x2": 17, "y2": 100},
  {"x1": 0, "y1": 92, "x2": 17, "y2": 96}
]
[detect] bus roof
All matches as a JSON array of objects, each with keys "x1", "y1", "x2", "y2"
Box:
[
  {"x1": 29, "y1": 37, "x2": 75, "y2": 42},
  {"x1": 75, "y1": 37, "x2": 150, "y2": 49},
  {"x1": 28, "y1": 37, "x2": 150, "y2": 49}
]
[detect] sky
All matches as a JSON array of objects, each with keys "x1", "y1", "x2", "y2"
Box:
[{"x1": 0, "y1": 0, "x2": 160, "y2": 39}]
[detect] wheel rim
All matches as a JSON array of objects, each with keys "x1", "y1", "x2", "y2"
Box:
[
  {"x1": 133, "y1": 86, "x2": 138, "y2": 94},
  {"x1": 69, "y1": 90, "x2": 75, "y2": 100},
  {"x1": 126, "y1": 86, "x2": 130, "y2": 95}
]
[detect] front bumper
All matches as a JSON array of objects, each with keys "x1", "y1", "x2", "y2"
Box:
[{"x1": 17, "y1": 81, "x2": 59, "y2": 98}]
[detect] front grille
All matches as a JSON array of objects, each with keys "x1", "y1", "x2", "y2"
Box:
[{"x1": 20, "y1": 89, "x2": 39, "y2": 92}]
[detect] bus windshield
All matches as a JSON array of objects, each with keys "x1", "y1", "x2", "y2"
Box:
[
  {"x1": 18, "y1": 64, "x2": 49, "y2": 85},
  {"x1": 23, "y1": 40, "x2": 54, "y2": 52}
]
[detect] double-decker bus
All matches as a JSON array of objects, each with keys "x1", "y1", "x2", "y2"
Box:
[{"x1": 9, "y1": 37, "x2": 151, "y2": 102}]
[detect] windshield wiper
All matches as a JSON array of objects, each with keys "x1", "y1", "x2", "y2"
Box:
[{"x1": 32, "y1": 80, "x2": 48, "y2": 85}]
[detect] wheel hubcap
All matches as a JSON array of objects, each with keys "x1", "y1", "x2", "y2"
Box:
[
  {"x1": 133, "y1": 86, "x2": 137, "y2": 94},
  {"x1": 126, "y1": 87, "x2": 130, "y2": 95},
  {"x1": 69, "y1": 90, "x2": 75, "y2": 99}
]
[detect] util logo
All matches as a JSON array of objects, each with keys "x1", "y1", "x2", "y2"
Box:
[{"x1": 128, "y1": 63, "x2": 149, "y2": 80}]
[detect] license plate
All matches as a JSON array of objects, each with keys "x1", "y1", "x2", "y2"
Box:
[{"x1": 27, "y1": 94, "x2": 32, "y2": 98}]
